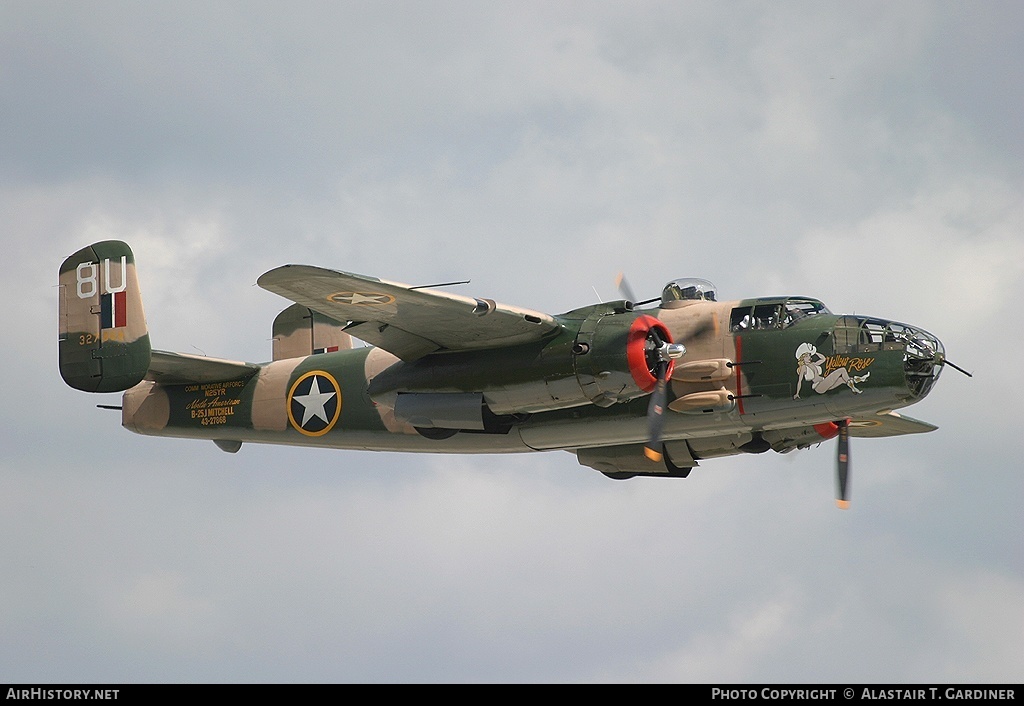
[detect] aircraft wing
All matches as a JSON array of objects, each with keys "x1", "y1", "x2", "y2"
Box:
[
  {"x1": 146, "y1": 351, "x2": 259, "y2": 385},
  {"x1": 257, "y1": 265, "x2": 561, "y2": 361},
  {"x1": 847, "y1": 411, "x2": 938, "y2": 438}
]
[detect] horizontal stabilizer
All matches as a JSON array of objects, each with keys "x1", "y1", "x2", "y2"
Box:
[
  {"x1": 847, "y1": 411, "x2": 938, "y2": 438},
  {"x1": 146, "y1": 351, "x2": 259, "y2": 385}
]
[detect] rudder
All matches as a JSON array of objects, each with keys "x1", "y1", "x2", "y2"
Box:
[{"x1": 58, "y1": 241, "x2": 151, "y2": 392}]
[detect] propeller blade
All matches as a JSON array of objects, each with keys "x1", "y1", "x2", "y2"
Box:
[
  {"x1": 641, "y1": 326, "x2": 686, "y2": 462},
  {"x1": 615, "y1": 273, "x2": 664, "y2": 307},
  {"x1": 836, "y1": 419, "x2": 850, "y2": 509},
  {"x1": 644, "y1": 359, "x2": 669, "y2": 462},
  {"x1": 615, "y1": 272, "x2": 638, "y2": 305}
]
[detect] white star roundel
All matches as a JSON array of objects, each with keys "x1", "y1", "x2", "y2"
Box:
[
  {"x1": 328, "y1": 291, "x2": 395, "y2": 305},
  {"x1": 287, "y1": 371, "x2": 342, "y2": 437}
]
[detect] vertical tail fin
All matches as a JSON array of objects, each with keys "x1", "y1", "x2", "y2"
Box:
[
  {"x1": 58, "y1": 241, "x2": 152, "y2": 392},
  {"x1": 271, "y1": 303, "x2": 353, "y2": 360}
]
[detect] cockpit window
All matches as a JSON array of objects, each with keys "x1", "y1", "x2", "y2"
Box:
[
  {"x1": 731, "y1": 298, "x2": 830, "y2": 331},
  {"x1": 731, "y1": 304, "x2": 780, "y2": 330},
  {"x1": 781, "y1": 299, "x2": 830, "y2": 327}
]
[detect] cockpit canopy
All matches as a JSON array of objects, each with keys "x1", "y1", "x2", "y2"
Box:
[{"x1": 661, "y1": 278, "x2": 717, "y2": 307}]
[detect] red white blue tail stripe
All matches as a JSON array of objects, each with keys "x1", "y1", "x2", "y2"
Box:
[{"x1": 100, "y1": 291, "x2": 127, "y2": 329}]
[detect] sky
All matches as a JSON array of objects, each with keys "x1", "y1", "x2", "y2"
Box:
[{"x1": 1, "y1": 0, "x2": 1022, "y2": 683}]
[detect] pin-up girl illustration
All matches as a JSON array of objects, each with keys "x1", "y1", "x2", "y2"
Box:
[{"x1": 793, "y1": 342, "x2": 870, "y2": 399}]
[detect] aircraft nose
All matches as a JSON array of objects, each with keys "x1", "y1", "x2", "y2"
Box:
[
  {"x1": 901, "y1": 325, "x2": 945, "y2": 399},
  {"x1": 832, "y1": 315, "x2": 948, "y2": 399}
]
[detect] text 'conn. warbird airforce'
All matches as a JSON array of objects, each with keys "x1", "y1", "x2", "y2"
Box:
[{"x1": 59, "y1": 241, "x2": 968, "y2": 508}]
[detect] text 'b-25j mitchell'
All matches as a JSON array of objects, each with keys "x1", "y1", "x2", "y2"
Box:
[{"x1": 59, "y1": 241, "x2": 968, "y2": 508}]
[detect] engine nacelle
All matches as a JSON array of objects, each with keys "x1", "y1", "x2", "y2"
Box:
[{"x1": 566, "y1": 312, "x2": 674, "y2": 408}]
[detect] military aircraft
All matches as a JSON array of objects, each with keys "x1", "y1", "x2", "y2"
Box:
[{"x1": 59, "y1": 240, "x2": 967, "y2": 508}]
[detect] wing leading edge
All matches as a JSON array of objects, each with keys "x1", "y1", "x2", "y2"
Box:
[{"x1": 257, "y1": 264, "x2": 561, "y2": 361}]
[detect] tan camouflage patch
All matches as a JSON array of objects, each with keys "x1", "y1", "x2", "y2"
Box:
[
  {"x1": 362, "y1": 347, "x2": 416, "y2": 434},
  {"x1": 252, "y1": 357, "x2": 303, "y2": 432},
  {"x1": 122, "y1": 381, "x2": 170, "y2": 432}
]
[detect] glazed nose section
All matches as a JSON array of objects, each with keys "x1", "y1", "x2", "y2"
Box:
[
  {"x1": 901, "y1": 326, "x2": 945, "y2": 399},
  {"x1": 831, "y1": 315, "x2": 951, "y2": 400}
]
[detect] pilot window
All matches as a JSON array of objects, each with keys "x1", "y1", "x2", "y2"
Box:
[
  {"x1": 732, "y1": 300, "x2": 829, "y2": 332},
  {"x1": 731, "y1": 304, "x2": 783, "y2": 331},
  {"x1": 752, "y1": 304, "x2": 781, "y2": 329},
  {"x1": 731, "y1": 307, "x2": 752, "y2": 331}
]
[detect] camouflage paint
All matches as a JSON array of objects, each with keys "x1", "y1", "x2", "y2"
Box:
[
  {"x1": 58, "y1": 241, "x2": 151, "y2": 392},
  {"x1": 61, "y1": 241, "x2": 948, "y2": 483}
]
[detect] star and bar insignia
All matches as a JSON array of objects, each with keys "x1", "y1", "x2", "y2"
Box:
[
  {"x1": 328, "y1": 291, "x2": 395, "y2": 305},
  {"x1": 287, "y1": 371, "x2": 342, "y2": 437}
]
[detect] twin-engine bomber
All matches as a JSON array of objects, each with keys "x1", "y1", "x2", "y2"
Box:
[{"x1": 58, "y1": 241, "x2": 967, "y2": 508}]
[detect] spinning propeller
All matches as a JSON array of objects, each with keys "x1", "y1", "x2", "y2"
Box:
[
  {"x1": 616, "y1": 273, "x2": 685, "y2": 462},
  {"x1": 832, "y1": 344, "x2": 971, "y2": 510},
  {"x1": 835, "y1": 419, "x2": 850, "y2": 510},
  {"x1": 643, "y1": 328, "x2": 685, "y2": 461},
  {"x1": 615, "y1": 272, "x2": 662, "y2": 308}
]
